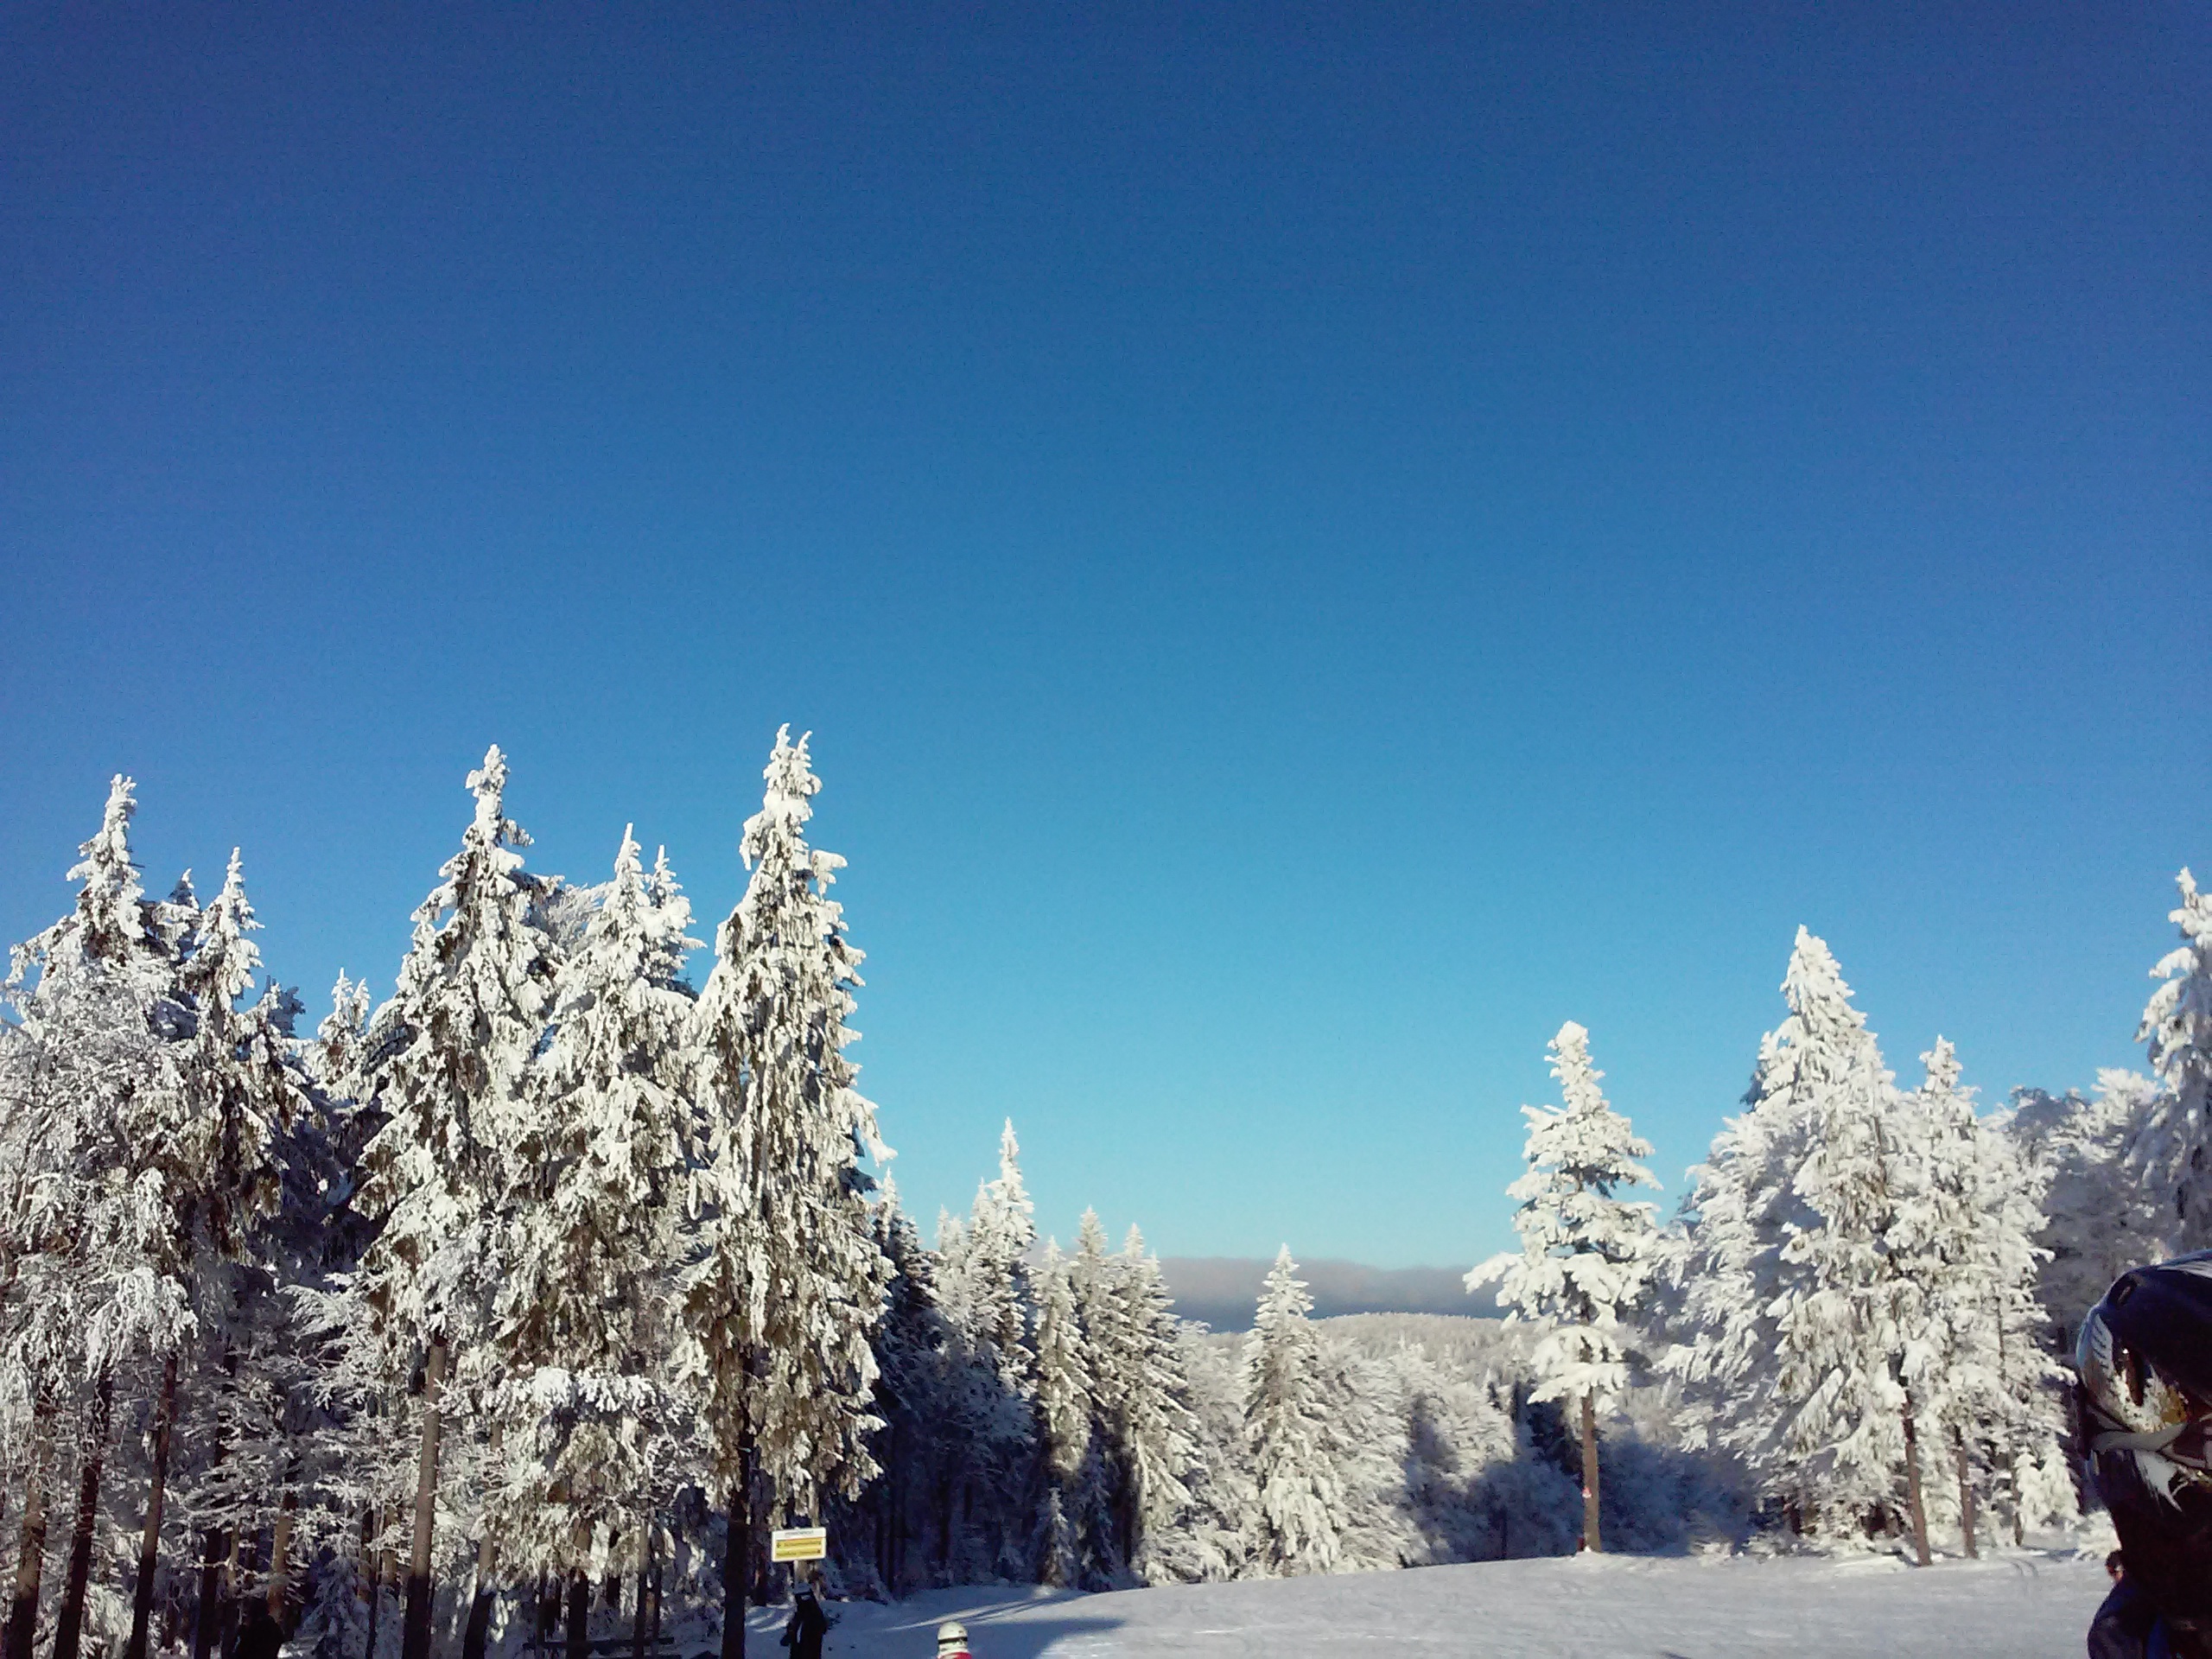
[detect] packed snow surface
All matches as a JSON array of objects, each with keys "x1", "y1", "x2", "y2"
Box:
[{"x1": 746, "y1": 1552, "x2": 2107, "y2": 1656}]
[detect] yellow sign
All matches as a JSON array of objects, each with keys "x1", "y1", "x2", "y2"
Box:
[{"x1": 770, "y1": 1528, "x2": 828, "y2": 1564}]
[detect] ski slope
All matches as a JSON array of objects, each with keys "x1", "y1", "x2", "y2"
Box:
[{"x1": 747, "y1": 1551, "x2": 2108, "y2": 1657}]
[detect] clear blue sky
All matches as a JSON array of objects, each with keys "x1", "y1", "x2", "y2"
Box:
[{"x1": 3, "y1": 4, "x2": 2205, "y2": 1268}]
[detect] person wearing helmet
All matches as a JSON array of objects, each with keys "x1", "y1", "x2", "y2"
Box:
[
  {"x1": 2078, "y1": 1253, "x2": 2212, "y2": 1659},
  {"x1": 934, "y1": 1620, "x2": 972, "y2": 1658},
  {"x1": 779, "y1": 1575, "x2": 831, "y2": 1659}
]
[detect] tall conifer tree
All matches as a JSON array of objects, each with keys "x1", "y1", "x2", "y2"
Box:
[
  {"x1": 2133, "y1": 868, "x2": 2212, "y2": 1245},
  {"x1": 1480, "y1": 1020, "x2": 1657, "y2": 1552},
  {"x1": 681, "y1": 730, "x2": 891, "y2": 1659},
  {"x1": 1243, "y1": 1249, "x2": 1345, "y2": 1576},
  {"x1": 356, "y1": 747, "x2": 561, "y2": 1659}
]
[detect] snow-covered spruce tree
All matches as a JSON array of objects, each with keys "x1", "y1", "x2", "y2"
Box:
[
  {"x1": 1242, "y1": 1249, "x2": 1347, "y2": 1576},
  {"x1": 2007, "y1": 1071, "x2": 2167, "y2": 1350},
  {"x1": 1060, "y1": 1214, "x2": 1128, "y2": 1582},
  {"x1": 678, "y1": 729, "x2": 891, "y2": 1659},
  {"x1": 0, "y1": 778, "x2": 200, "y2": 1659},
  {"x1": 1475, "y1": 1020, "x2": 1657, "y2": 1553},
  {"x1": 930, "y1": 1122, "x2": 1041, "y2": 1580},
  {"x1": 853, "y1": 1183, "x2": 956, "y2": 1595},
  {"x1": 1668, "y1": 928, "x2": 1929, "y2": 1550},
  {"x1": 1770, "y1": 958, "x2": 1929, "y2": 1560},
  {"x1": 1101, "y1": 1227, "x2": 1203, "y2": 1583},
  {"x1": 354, "y1": 747, "x2": 562, "y2": 1659},
  {"x1": 1889, "y1": 1041, "x2": 2069, "y2": 1554},
  {"x1": 1032, "y1": 1243, "x2": 1116, "y2": 1588},
  {"x1": 481, "y1": 829, "x2": 697, "y2": 1658},
  {"x1": 133, "y1": 851, "x2": 313, "y2": 1659},
  {"x1": 2130, "y1": 867, "x2": 2212, "y2": 1248}
]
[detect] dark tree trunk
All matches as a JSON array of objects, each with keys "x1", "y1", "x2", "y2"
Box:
[
  {"x1": 601, "y1": 1532, "x2": 622, "y2": 1611},
  {"x1": 1955, "y1": 1431, "x2": 1979, "y2": 1559},
  {"x1": 1579, "y1": 1392, "x2": 1603, "y2": 1554},
  {"x1": 126, "y1": 1353, "x2": 182, "y2": 1659},
  {"x1": 400, "y1": 1340, "x2": 448, "y2": 1659},
  {"x1": 718, "y1": 1452, "x2": 753, "y2": 1659},
  {"x1": 218, "y1": 1531, "x2": 244, "y2": 1658},
  {"x1": 194, "y1": 1528, "x2": 229, "y2": 1659},
  {"x1": 269, "y1": 1484, "x2": 300, "y2": 1626},
  {"x1": 3, "y1": 1388, "x2": 55, "y2": 1659},
  {"x1": 52, "y1": 1370, "x2": 117, "y2": 1659},
  {"x1": 1899, "y1": 1395, "x2": 1932, "y2": 1567},
  {"x1": 563, "y1": 1570, "x2": 590, "y2": 1659},
  {"x1": 627, "y1": 1556, "x2": 650, "y2": 1659},
  {"x1": 360, "y1": 1512, "x2": 382, "y2": 1659},
  {"x1": 460, "y1": 1533, "x2": 496, "y2": 1659}
]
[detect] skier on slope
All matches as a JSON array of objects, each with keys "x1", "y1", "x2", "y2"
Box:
[
  {"x1": 934, "y1": 1621, "x2": 973, "y2": 1658},
  {"x1": 2079, "y1": 1254, "x2": 2212, "y2": 1659}
]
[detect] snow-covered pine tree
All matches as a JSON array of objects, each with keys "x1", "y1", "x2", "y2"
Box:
[
  {"x1": 929, "y1": 1122, "x2": 1041, "y2": 1580},
  {"x1": 1668, "y1": 928, "x2": 1925, "y2": 1548},
  {"x1": 482, "y1": 828, "x2": 697, "y2": 1656},
  {"x1": 1242, "y1": 1248, "x2": 1347, "y2": 1576},
  {"x1": 1477, "y1": 1020, "x2": 1657, "y2": 1553},
  {"x1": 2130, "y1": 867, "x2": 2212, "y2": 1248},
  {"x1": 2007, "y1": 1070, "x2": 2167, "y2": 1350},
  {"x1": 1103, "y1": 1227, "x2": 1203, "y2": 1583},
  {"x1": 128, "y1": 850, "x2": 310, "y2": 1659},
  {"x1": 1889, "y1": 1041, "x2": 2069, "y2": 1554},
  {"x1": 1032, "y1": 1243, "x2": 1116, "y2": 1588},
  {"x1": 308, "y1": 973, "x2": 374, "y2": 1103},
  {"x1": 855, "y1": 1182, "x2": 956, "y2": 1595},
  {"x1": 1060, "y1": 1213, "x2": 1128, "y2": 1582},
  {"x1": 354, "y1": 747, "x2": 562, "y2": 1659},
  {"x1": 0, "y1": 778, "x2": 202, "y2": 1659},
  {"x1": 1770, "y1": 945, "x2": 1931, "y2": 1560},
  {"x1": 679, "y1": 729, "x2": 892, "y2": 1659}
]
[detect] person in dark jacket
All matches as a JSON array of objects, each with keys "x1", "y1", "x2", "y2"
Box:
[
  {"x1": 2079, "y1": 1255, "x2": 2212, "y2": 1659},
  {"x1": 779, "y1": 1579, "x2": 830, "y2": 1659}
]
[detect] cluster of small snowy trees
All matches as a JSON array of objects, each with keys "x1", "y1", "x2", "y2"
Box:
[{"x1": 1476, "y1": 871, "x2": 2212, "y2": 1565}]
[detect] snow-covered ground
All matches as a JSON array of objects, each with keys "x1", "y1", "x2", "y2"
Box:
[{"x1": 744, "y1": 1552, "x2": 2108, "y2": 1657}]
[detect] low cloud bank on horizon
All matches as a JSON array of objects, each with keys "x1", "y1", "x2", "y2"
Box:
[{"x1": 1160, "y1": 1256, "x2": 1485, "y2": 1333}]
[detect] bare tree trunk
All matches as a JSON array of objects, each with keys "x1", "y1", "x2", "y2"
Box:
[
  {"x1": 628, "y1": 1550, "x2": 650, "y2": 1659},
  {"x1": 360, "y1": 1511, "x2": 382, "y2": 1659},
  {"x1": 269, "y1": 1483, "x2": 300, "y2": 1625},
  {"x1": 401, "y1": 1340, "x2": 448, "y2": 1659},
  {"x1": 193, "y1": 1527, "x2": 228, "y2": 1659},
  {"x1": 460, "y1": 1531, "x2": 497, "y2": 1659},
  {"x1": 3, "y1": 1387, "x2": 55, "y2": 1659},
  {"x1": 52, "y1": 1370, "x2": 116, "y2": 1659},
  {"x1": 126, "y1": 1353, "x2": 182, "y2": 1659},
  {"x1": 563, "y1": 1569, "x2": 589, "y2": 1659},
  {"x1": 218, "y1": 1529, "x2": 244, "y2": 1658},
  {"x1": 1955, "y1": 1430, "x2": 1979, "y2": 1559},
  {"x1": 462, "y1": 1427, "x2": 501, "y2": 1659},
  {"x1": 718, "y1": 1446, "x2": 753, "y2": 1659},
  {"x1": 1579, "y1": 1393, "x2": 1603, "y2": 1554},
  {"x1": 1899, "y1": 1394, "x2": 1932, "y2": 1567}
]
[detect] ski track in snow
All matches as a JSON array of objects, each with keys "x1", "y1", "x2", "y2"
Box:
[{"x1": 744, "y1": 1553, "x2": 2107, "y2": 1657}]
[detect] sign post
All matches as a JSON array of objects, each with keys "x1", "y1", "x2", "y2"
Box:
[{"x1": 769, "y1": 1528, "x2": 828, "y2": 1565}]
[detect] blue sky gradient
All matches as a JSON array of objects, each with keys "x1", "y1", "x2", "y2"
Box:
[{"x1": 3, "y1": 4, "x2": 2206, "y2": 1266}]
